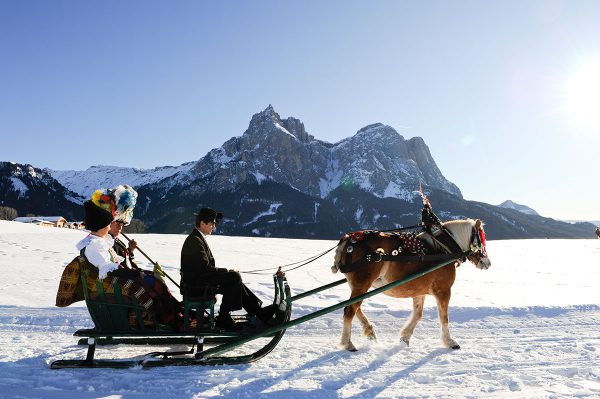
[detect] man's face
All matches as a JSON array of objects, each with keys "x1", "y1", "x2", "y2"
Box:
[
  {"x1": 109, "y1": 221, "x2": 124, "y2": 236},
  {"x1": 199, "y1": 221, "x2": 216, "y2": 235}
]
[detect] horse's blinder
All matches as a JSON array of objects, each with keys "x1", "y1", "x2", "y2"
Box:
[{"x1": 469, "y1": 226, "x2": 487, "y2": 258}]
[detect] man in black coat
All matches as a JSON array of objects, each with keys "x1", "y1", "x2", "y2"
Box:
[{"x1": 180, "y1": 207, "x2": 274, "y2": 329}]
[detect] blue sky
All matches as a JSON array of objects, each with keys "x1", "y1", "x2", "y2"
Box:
[{"x1": 1, "y1": 1, "x2": 599, "y2": 221}]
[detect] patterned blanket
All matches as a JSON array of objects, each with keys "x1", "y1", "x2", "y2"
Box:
[{"x1": 55, "y1": 255, "x2": 153, "y2": 310}]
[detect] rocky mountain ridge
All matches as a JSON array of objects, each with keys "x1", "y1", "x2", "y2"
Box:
[{"x1": 52, "y1": 105, "x2": 461, "y2": 202}]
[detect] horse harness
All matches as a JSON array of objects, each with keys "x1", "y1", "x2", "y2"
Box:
[{"x1": 339, "y1": 225, "x2": 485, "y2": 274}]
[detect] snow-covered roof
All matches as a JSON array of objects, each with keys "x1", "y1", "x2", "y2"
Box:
[{"x1": 13, "y1": 216, "x2": 66, "y2": 223}]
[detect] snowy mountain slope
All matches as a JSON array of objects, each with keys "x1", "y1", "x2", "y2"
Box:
[
  {"x1": 498, "y1": 200, "x2": 540, "y2": 216},
  {"x1": 0, "y1": 221, "x2": 599, "y2": 398},
  {"x1": 0, "y1": 162, "x2": 84, "y2": 220},
  {"x1": 51, "y1": 162, "x2": 196, "y2": 197}
]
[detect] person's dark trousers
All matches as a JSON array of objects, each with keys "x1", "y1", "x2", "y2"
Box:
[{"x1": 198, "y1": 270, "x2": 262, "y2": 315}]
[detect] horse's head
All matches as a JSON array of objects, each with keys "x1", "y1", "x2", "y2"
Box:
[{"x1": 443, "y1": 219, "x2": 491, "y2": 270}]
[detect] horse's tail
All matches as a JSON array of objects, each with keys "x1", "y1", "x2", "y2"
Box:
[{"x1": 332, "y1": 234, "x2": 349, "y2": 273}]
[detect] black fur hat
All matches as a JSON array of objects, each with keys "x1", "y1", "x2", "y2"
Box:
[
  {"x1": 194, "y1": 207, "x2": 223, "y2": 224},
  {"x1": 84, "y1": 200, "x2": 114, "y2": 231}
]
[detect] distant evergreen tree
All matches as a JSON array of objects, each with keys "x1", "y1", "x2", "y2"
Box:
[
  {"x1": 0, "y1": 206, "x2": 18, "y2": 220},
  {"x1": 123, "y1": 219, "x2": 146, "y2": 234}
]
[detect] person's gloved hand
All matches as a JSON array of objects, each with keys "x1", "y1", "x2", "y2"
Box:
[
  {"x1": 127, "y1": 239, "x2": 138, "y2": 252},
  {"x1": 153, "y1": 262, "x2": 166, "y2": 284}
]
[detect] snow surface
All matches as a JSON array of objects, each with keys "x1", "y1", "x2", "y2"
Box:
[
  {"x1": 9, "y1": 177, "x2": 28, "y2": 198},
  {"x1": 1, "y1": 221, "x2": 599, "y2": 398},
  {"x1": 319, "y1": 154, "x2": 343, "y2": 198},
  {"x1": 274, "y1": 123, "x2": 296, "y2": 139},
  {"x1": 243, "y1": 203, "x2": 282, "y2": 226}
]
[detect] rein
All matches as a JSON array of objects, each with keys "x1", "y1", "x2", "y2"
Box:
[
  {"x1": 239, "y1": 245, "x2": 338, "y2": 275},
  {"x1": 379, "y1": 224, "x2": 424, "y2": 233}
]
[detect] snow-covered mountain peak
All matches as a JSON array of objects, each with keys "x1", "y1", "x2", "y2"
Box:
[
  {"x1": 338, "y1": 123, "x2": 402, "y2": 149},
  {"x1": 498, "y1": 200, "x2": 540, "y2": 216},
  {"x1": 247, "y1": 105, "x2": 282, "y2": 132},
  {"x1": 245, "y1": 105, "x2": 315, "y2": 144},
  {"x1": 8, "y1": 163, "x2": 42, "y2": 178}
]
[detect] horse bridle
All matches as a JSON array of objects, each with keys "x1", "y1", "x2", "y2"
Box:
[
  {"x1": 432, "y1": 224, "x2": 487, "y2": 265},
  {"x1": 469, "y1": 226, "x2": 487, "y2": 258}
]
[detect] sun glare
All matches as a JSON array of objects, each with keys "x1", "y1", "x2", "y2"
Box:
[{"x1": 563, "y1": 58, "x2": 600, "y2": 133}]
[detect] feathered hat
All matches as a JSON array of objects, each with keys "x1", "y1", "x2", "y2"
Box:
[{"x1": 91, "y1": 185, "x2": 138, "y2": 225}]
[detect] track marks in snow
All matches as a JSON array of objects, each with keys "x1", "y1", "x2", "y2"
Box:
[{"x1": 0, "y1": 305, "x2": 599, "y2": 398}]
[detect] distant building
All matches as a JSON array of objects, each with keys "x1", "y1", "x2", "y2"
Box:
[
  {"x1": 66, "y1": 221, "x2": 85, "y2": 229},
  {"x1": 14, "y1": 216, "x2": 67, "y2": 228}
]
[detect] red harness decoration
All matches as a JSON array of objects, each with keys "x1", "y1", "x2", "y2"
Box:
[
  {"x1": 478, "y1": 228, "x2": 487, "y2": 256},
  {"x1": 478, "y1": 228, "x2": 486, "y2": 247},
  {"x1": 349, "y1": 230, "x2": 371, "y2": 242}
]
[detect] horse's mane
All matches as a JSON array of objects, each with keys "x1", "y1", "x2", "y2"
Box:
[{"x1": 442, "y1": 219, "x2": 477, "y2": 252}]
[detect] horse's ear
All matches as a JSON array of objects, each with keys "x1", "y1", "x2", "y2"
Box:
[{"x1": 475, "y1": 219, "x2": 482, "y2": 230}]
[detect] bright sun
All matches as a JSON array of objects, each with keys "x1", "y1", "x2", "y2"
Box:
[{"x1": 563, "y1": 58, "x2": 600, "y2": 133}]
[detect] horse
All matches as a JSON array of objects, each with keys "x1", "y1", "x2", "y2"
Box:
[{"x1": 332, "y1": 219, "x2": 491, "y2": 351}]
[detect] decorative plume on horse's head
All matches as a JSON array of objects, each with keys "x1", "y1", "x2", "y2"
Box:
[{"x1": 90, "y1": 185, "x2": 137, "y2": 225}]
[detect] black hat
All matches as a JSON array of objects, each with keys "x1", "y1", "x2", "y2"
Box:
[
  {"x1": 194, "y1": 207, "x2": 223, "y2": 224},
  {"x1": 84, "y1": 200, "x2": 114, "y2": 231}
]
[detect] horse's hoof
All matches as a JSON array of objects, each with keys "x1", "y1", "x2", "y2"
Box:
[
  {"x1": 400, "y1": 337, "x2": 410, "y2": 347},
  {"x1": 451, "y1": 344, "x2": 461, "y2": 350},
  {"x1": 339, "y1": 342, "x2": 358, "y2": 352}
]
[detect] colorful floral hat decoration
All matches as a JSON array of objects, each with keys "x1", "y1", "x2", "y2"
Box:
[{"x1": 112, "y1": 185, "x2": 137, "y2": 225}]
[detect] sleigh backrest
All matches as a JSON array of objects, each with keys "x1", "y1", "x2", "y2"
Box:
[{"x1": 79, "y1": 262, "x2": 150, "y2": 332}]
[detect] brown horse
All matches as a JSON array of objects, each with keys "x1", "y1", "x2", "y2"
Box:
[{"x1": 332, "y1": 219, "x2": 491, "y2": 351}]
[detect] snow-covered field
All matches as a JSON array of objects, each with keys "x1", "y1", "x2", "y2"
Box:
[{"x1": 1, "y1": 220, "x2": 599, "y2": 398}]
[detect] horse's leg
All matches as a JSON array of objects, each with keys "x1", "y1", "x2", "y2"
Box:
[
  {"x1": 339, "y1": 289, "x2": 368, "y2": 352},
  {"x1": 399, "y1": 295, "x2": 425, "y2": 346},
  {"x1": 356, "y1": 305, "x2": 376, "y2": 341},
  {"x1": 434, "y1": 290, "x2": 460, "y2": 349}
]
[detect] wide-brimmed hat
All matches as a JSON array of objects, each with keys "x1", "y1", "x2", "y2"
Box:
[
  {"x1": 194, "y1": 207, "x2": 223, "y2": 224},
  {"x1": 84, "y1": 200, "x2": 114, "y2": 231}
]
